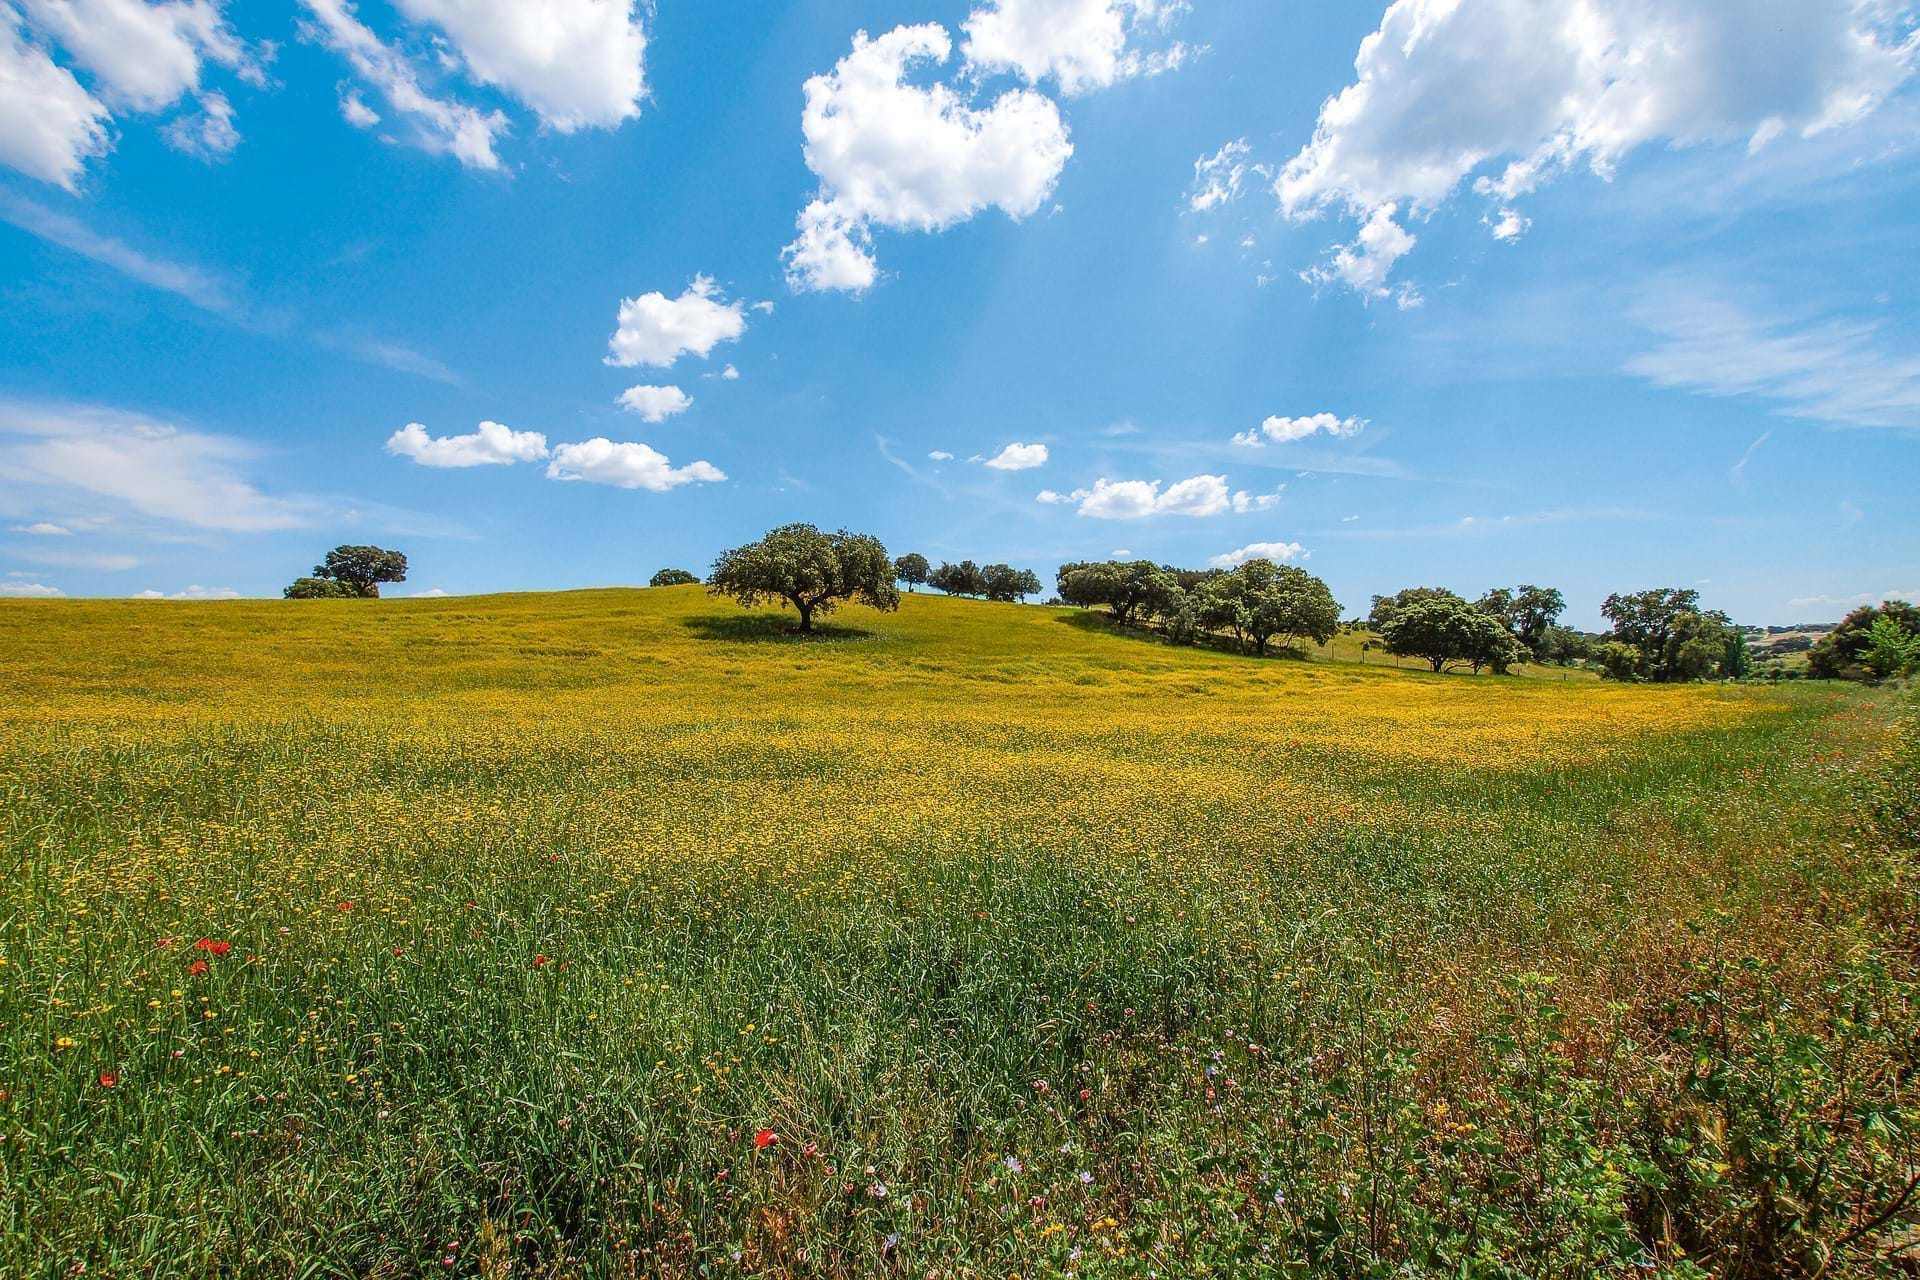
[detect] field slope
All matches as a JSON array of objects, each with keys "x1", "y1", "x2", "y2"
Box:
[{"x1": 1, "y1": 588, "x2": 1914, "y2": 1278}]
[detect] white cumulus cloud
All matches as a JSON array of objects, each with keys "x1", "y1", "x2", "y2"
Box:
[
  {"x1": 616, "y1": 384, "x2": 692, "y2": 423},
  {"x1": 983, "y1": 441, "x2": 1048, "y2": 470},
  {"x1": 391, "y1": 0, "x2": 647, "y2": 132},
  {"x1": 1208, "y1": 540, "x2": 1306, "y2": 568},
  {"x1": 929, "y1": 450, "x2": 955, "y2": 461},
  {"x1": 386, "y1": 420, "x2": 549, "y2": 467},
  {"x1": 8, "y1": 521, "x2": 71, "y2": 535},
  {"x1": 0, "y1": 581, "x2": 64, "y2": 597},
  {"x1": 783, "y1": 24, "x2": 1073, "y2": 292},
  {"x1": 299, "y1": 0, "x2": 509, "y2": 171},
  {"x1": 545, "y1": 439, "x2": 724, "y2": 491},
  {"x1": 960, "y1": 0, "x2": 1190, "y2": 97},
  {"x1": 606, "y1": 275, "x2": 747, "y2": 368},
  {"x1": 1233, "y1": 412, "x2": 1368, "y2": 447},
  {"x1": 1276, "y1": 0, "x2": 1916, "y2": 295},
  {"x1": 1055, "y1": 474, "x2": 1232, "y2": 519},
  {"x1": 0, "y1": 11, "x2": 110, "y2": 189}
]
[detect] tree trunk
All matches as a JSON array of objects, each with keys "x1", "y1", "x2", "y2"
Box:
[{"x1": 791, "y1": 595, "x2": 814, "y2": 632}]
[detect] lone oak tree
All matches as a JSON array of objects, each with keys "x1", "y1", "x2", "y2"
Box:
[
  {"x1": 287, "y1": 545, "x2": 407, "y2": 598},
  {"x1": 709, "y1": 523, "x2": 899, "y2": 633},
  {"x1": 893, "y1": 553, "x2": 930, "y2": 592},
  {"x1": 648, "y1": 568, "x2": 700, "y2": 587}
]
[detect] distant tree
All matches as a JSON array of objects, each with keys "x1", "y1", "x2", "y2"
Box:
[
  {"x1": 1723, "y1": 627, "x2": 1754, "y2": 680},
  {"x1": 1056, "y1": 560, "x2": 1176, "y2": 628},
  {"x1": 893, "y1": 553, "x2": 930, "y2": 592},
  {"x1": 1599, "y1": 588, "x2": 1738, "y2": 682},
  {"x1": 1862, "y1": 615, "x2": 1920, "y2": 680},
  {"x1": 283, "y1": 577, "x2": 353, "y2": 599},
  {"x1": 1368, "y1": 586, "x2": 1465, "y2": 633},
  {"x1": 649, "y1": 568, "x2": 699, "y2": 587},
  {"x1": 300, "y1": 545, "x2": 407, "y2": 598},
  {"x1": 1808, "y1": 600, "x2": 1919, "y2": 680},
  {"x1": 981, "y1": 564, "x2": 1042, "y2": 602},
  {"x1": 1511, "y1": 585, "x2": 1566, "y2": 654},
  {"x1": 708, "y1": 523, "x2": 899, "y2": 633},
  {"x1": 1463, "y1": 612, "x2": 1526, "y2": 674},
  {"x1": 1195, "y1": 560, "x2": 1341, "y2": 657},
  {"x1": 929, "y1": 560, "x2": 987, "y2": 597},
  {"x1": 1535, "y1": 625, "x2": 1592, "y2": 666},
  {"x1": 1380, "y1": 597, "x2": 1521, "y2": 673}
]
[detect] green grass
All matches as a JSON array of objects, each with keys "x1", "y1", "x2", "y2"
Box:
[{"x1": 0, "y1": 588, "x2": 1914, "y2": 1278}]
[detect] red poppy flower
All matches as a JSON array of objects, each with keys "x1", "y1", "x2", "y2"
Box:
[
  {"x1": 754, "y1": 1129, "x2": 777, "y2": 1149},
  {"x1": 337, "y1": 901, "x2": 354, "y2": 912},
  {"x1": 98, "y1": 1071, "x2": 118, "y2": 1089},
  {"x1": 188, "y1": 960, "x2": 210, "y2": 976},
  {"x1": 532, "y1": 954, "x2": 549, "y2": 967},
  {"x1": 193, "y1": 939, "x2": 232, "y2": 956}
]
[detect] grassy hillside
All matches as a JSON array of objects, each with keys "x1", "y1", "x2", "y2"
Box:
[{"x1": 1, "y1": 588, "x2": 1915, "y2": 1277}]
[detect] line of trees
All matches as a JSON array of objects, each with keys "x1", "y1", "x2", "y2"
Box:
[
  {"x1": 281, "y1": 530, "x2": 1910, "y2": 687},
  {"x1": 1366, "y1": 585, "x2": 1570, "y2": 674},
  {"x1": 1056, "y1": 558, "x2": 1342, "y2": 657},
  {"x1": 1594, "y1": 588, "x2": 1748, "y2": 683},
  {"x1": 1807, "y1": 600, "x2": 1920, "y2": 681}
]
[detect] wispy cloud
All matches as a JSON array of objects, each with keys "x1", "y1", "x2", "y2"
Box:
[
  {"x1": 1629, "y1": 290, "x2": 1920, "y2": 429},
  {"x1": 1312, "y1": 507, "x2": 1660, "y2": 540},
  {"x1": 0, "y1": 193, "x2": 232, "y2": 313},
  {"x1": 319, "y1": 333, "x2": 463, "y2": 385},
  {"x1": 1728, "y1": 431, "x2": 1771, "y2": 487}
]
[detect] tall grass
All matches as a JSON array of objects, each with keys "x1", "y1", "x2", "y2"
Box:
[{"x1": 0, "y1": 589, "x2": 1913, "y2": 1277}]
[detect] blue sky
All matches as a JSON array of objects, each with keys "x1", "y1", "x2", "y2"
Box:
[{"x1": 1, "y1": 0, "x2": 1917, "y2": 627}]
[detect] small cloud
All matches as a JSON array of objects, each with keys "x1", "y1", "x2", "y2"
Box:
[
  {"x1": 1341, "y1": 513, "x2": 1360, "y2": 522},
  {"x1": 0, "y1": 582, "x2": 64, "y2": 598},
  {"x1": 983, "y1": 442, "x2": 1048, "y2": 471},
  {"x1": 1035, "y1": 489, "x2": 1070, "y2": 504},
  {"x1": 1109, "y1": 548, "x2": 1132, "y2": 557},
  {"x1": 616, "y1": 385, "x2": 693, "y2": 423},
  {"x1": 1233, "y1": 413, "x2": 1368, "y2": 447},
  {"x1": 1208, "y1": 541, "x2": 1306, "y2": 568},
  {"x1": 1066, "y1": 475, "x2": 1233, "y2": 519},
  {"x1": 1231, "y1": 489, "x2": 1280, "y2": 513},
  {"x1": 387, "y1": 421, "x2": 549, "y2": 467},
  {"x1": 131, "y1": 585, "x2": 240, "y2": 600},
  {"x1": 606, "y1": 276, "x2": 747, "y2": 369},
  {"x1": 546, "y1": 439, "x2": 725, "y2": 491},
  {"x1": 340, "y1": 89, "x2": 381, "y2": 129},
  {"x1": 408, "y1": 588, "x2": 450, "y2": 598},
  {"x1": 8, "y1": 522, "x2": 71, "y2": 536},
  {"x1": 928, "y1": 450, "x2": 954, "y2": 461},
  {"x1": 1486, "y1": 208, "x2": 1530, "y2": 241}
]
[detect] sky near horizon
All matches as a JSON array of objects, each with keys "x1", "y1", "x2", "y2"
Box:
[{"x1": 1, "y1": 0, "x2": 1917, "y2": 628}]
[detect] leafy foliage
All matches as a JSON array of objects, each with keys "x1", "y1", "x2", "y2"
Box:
[
  {"x1": 306, "y1": 545, "x2": 408, "y2": 598},
  {"x1": 648, "y1": 568, "x2": 700, "y2": 588},
  {"x1": 1193, "y1": 559, "x2": 1342, "y2": 656},
  {"x1": 1383, "y1": 595, "x2": 1525, "y2": 673},
  {"x1": 1809, "y1": 600, "x2": 1920, "y2": 681},
  {"x1": 282, "y1": 576, "x2": 353, "y2": 600},
  {"x1": 708, "y1": 523, "x2": 899, "y2": 632},
  {"x1": 1599, "y1": 588, "x2": 1740, "y2": 682},
  {"x1": 892, "y1": 553, "x2": 930, "y2": 592}
]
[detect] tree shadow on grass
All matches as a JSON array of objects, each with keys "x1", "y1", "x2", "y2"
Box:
[{"x1": 680, "y1": 613, "x2": 876, "y2": 643}]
